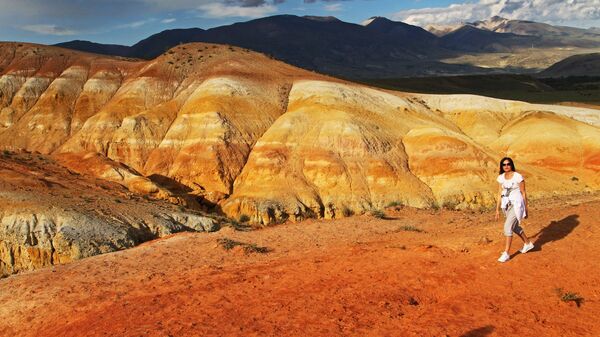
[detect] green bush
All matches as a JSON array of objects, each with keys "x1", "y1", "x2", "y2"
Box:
[
  {"x1": 556, "y1": 288, "x2": 584, "y2": 307},
  {"x1": 386, "y1": 201, "x2": 403, "y2": 208},
  {"x1": 397, "y1": 225, "x2": 424, "y2": 233},
  {"x1": 442, "y1": 200, "x2": 459, "y2": 210},
  {"x1": 342, "y1": 207, "x2": 354, "y2": 217},
  {"x1": 217, "y1": 238, "x2": 270, "y2": 254},
  {"x1": 370, "y1": 209, "x2": 386, "y2": 219}
]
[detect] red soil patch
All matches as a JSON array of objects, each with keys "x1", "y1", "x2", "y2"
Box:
[{"x1": 1, "y1": 195, "x2": 599, "y2": 336}]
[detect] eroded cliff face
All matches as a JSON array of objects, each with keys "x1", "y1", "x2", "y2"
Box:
[
  {"x1": 0, "y1": 151, "x2": 220, "y2": 277},
  {"x1": 1, "y1": 42, "x2": 599, "y2": 227}
]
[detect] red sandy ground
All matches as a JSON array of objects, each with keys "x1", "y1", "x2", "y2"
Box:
[{"x1": 0, "y1": 194, "x2": 599, "y2": 337}]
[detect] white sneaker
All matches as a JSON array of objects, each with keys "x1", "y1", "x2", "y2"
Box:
[
  {"x1": 520, "y1": 242, "x2": 534, "y2": 254},
  {"x1": 498, "y1": 251, "x2": 510, "y2": 263}
]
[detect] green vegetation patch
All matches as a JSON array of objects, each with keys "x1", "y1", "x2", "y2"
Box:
[
  {"x1": 556, "y1": 288, "x2": 584, "y2": 307},
  {"x1": 217, "y1": 238, "x2": 271, "y2": 255},
  {"x1": 370, "y1": 209, "x2": 386, "y2": 219},
  {"x1": 360, "y1": 75, "x2": 600, "y2": 105},
  {"x1": 397, "y1": 225, "x2": 425, "y2": 233},
  {"x1": 386, "y1": 201, "x2": 404, "y2": 208}
]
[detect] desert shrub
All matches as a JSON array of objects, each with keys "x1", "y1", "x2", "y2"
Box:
[
  {"x1": 217, "y1": 238, "x2": 270, "y2": 254},
  {"x1": 430, "y1": 202, "x2": 440, "y2": 211},
  {"x1": 370, "y1": 209, "x2": 386, "y2": 219},
  {"x1": 224, "y1": 218, "x2": 253, "y2": 232},
  {"x1": 342, "y1": 206, "x2": 354, "y2": 217},
  {"x1": 217, "y1": 238, "x2": 239, "y2": 250},
  {"x1": 386, "y1": 201, "x2": 403, "y2": 208},
  {"x1": 571, "y1": 176, "x2": 579, "y2": 182},
  {"x1": 2, "y1": 150, "x2": 10, "y2": 156},
  {"x1": 477, "y1": 204, "x2": 494, "y2": 213},
  {"x1": 397, "y1": 225, "x2": 424, "y2": 233},
  {"x1": 556, "y1": 288, "x2": 584, "y2": 307},
  {"x1": 239, "y1": 214, "x2": 250, "y2": 223},
  {"x1": 243, "y1": 243, "x2": 270, "y2": 254},
  {"x1": 442, "y1": 200, "x2": 459, "y2": 210}
]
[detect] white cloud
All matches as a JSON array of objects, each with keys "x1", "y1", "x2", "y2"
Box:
[
  {"x1": 391, "y1": 0, "x2": 600, "y2": 28},
  {"x1": 197, "y1": 3, "x2": 277, "y2": 18},
  {"x1": 20, "y1": 24, "x2": 77, "y2": 35},
  {"x1": 161, "y1": 18, "x2": 177, "y2": 24},
  {"x1": 117, "y1": 19, "x2": 154, "y2": 29},
  {"x1": 324, "y1": 4, "x2": 343, "y2": 12}
]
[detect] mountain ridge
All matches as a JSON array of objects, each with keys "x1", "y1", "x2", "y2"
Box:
[{"x1": 53, "y1": 15, "x2": 600, "y2": 78}]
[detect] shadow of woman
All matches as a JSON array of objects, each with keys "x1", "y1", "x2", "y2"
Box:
[
  {"x1": 530, "y1": 214, "x2": 580, "y2": 251},
  {"x1": 460, "y1": 325, "x2": 494, "y2": 337}
]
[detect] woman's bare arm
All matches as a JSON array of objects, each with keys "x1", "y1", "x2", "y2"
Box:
[{"x1": 495, "y1": 184, "x2": 503, "y2": 220}]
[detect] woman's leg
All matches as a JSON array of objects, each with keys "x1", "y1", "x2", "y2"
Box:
[
  {"x1": 503, "y1": 206, "x2": 518, "y2": 252},
  {"x1": 515, "y1": 227, "x2": 534, "y2": 253},
  {"x1": 515, "y1": 230, "x2": 530, "y2": 243},
  {"x1": 504, "y1": 235, "x2": 512, "y2": 253}
]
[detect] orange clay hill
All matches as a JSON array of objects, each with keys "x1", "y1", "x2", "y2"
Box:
[
  {"x1": 0, "y1": 42, "x2": 600, "y2": 336},
  {"x1": 1, "y1": 42, "x2": 599, "y2": 222}
]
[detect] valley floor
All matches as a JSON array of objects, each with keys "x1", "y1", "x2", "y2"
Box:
[{"x1": 1, "y1": 194, "x2": 599, "y2": 337}]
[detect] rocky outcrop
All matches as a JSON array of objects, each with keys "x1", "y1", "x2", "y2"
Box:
[
  {"x1": 0, "y1": 152, "x2": 220, "y2": 277},
  {"x1": 1, "y1": 42, "x2": 599, "y2": 226},
  {"x1": 0, "y1": 207, "x2": 217, "y2": 276}
]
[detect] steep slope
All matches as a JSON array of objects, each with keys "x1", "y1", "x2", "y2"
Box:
[
  {"x1": 440, "y1": 25, "x2": 538, "y2": 52},
  {"x1": 128, "y1": 28, "x2": 206, "y2": 59},
  {"x1": 538, "y1": 53, "x2": 600, "y2": 77},
  {"x1": 0, "y1": 42, "x2": 599, "y2": 227},
  {"x1": 363, "y1": 17, "x2": 438, "y2": 52},
  {"x1": 54, "y1": 40, "x2": 131, "y2": 58}
]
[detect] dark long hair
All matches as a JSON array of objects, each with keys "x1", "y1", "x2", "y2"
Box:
[{"x1": 499, "y1": 157, "x2": 516, "y2": 175}]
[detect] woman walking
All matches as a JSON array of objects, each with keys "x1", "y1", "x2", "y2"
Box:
[{"x1": 495, "y1": 157, "x2": 535, "y2": 262}]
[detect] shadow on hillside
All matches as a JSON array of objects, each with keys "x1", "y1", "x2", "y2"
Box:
[
  {"x1": 531, "y1": 214, "x2": 580, "y2": 250},
  {"x1": 147, "y1": 174, "x2": 224, "y2": 215},
  {"x1": 148, "y1": 174, "x2": 193, "y2": 192},
  {"x1": 459, "y1": 325, "x2": 495, "y2": 337}
]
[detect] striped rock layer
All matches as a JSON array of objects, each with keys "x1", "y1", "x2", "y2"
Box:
[{"x1": 1, "y1": 42, "x2": 599, "y2": 225}]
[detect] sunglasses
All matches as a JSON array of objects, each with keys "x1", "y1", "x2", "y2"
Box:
[{"x1": 502, "y1": 163, "x2": 511, "y2": 166}]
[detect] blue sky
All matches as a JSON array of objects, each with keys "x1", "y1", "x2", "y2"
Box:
[{"x1": 1, "y1": 0, "x2": 599, "y2": 46}]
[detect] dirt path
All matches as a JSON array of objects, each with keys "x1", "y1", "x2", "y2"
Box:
[{"x1": 1, "y1": 195, "x2": 599, "y2": 337}]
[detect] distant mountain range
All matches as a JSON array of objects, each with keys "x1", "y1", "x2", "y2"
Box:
[
  {"x1": 469, "y1": 16, "x2": 600, "y2": 48},
  {"x1": 54, "y1": 15, "x2": 600, "y2": 79}
]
